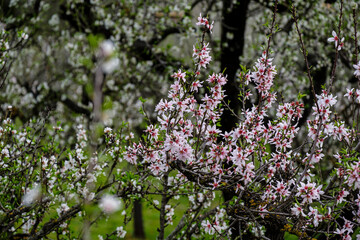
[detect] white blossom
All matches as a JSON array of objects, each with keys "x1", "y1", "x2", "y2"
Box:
[
  {"x1": 99, "y1": 194, "x2": 121, "y2": 214},
  {"x1": 22, "y1": 185, "x2": 41, "y2": 206}
]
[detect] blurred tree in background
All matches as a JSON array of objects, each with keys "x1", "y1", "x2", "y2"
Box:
[{"x1": 1, "y1": 0, "x2": 358, "y2": 133}]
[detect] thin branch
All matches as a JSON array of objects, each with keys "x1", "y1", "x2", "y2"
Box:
[
  {"x1": 353, "y1": 5, "x2": 360, "y2": 87},
  {"x1": 353, "y1": 6, "x2": 358, "y2": 64},
  {"x1": 28, "y1": 204, "x2": 82, "y2": 240},
  {"x1": 265, "y1": 0, "x2": 278, "y2": 60},
  {"x1": 328, "y1": 0, "x2": 344, "y2": 93},
  {"x1": 291, "y1": 3, "x2": 319, "y2": 112}
]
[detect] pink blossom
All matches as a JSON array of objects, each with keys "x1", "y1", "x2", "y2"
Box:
[
  {"x1": 356, "y1": 89, "x2": 360, "y2": 103},
  {"x1": 211, "y1": 178, "x2": 220, "y2": 189},
  {"x1": 149, "y1": 162, "x2": 167, "y2": 176},
  {"x1": 346, "y1": 161, "x2": 360, "y2": 189},
  {"x1": 328, "y1": 30, "x2": 344, "y2": 50},
  {"x1": 202, "y1": 219, "x2": 215, "y2": 235},
  {"x1": 317, "y1": 92, "x2": 337, "y2": 108},
  {"x1": 354, "y1": 61, "x2": 360, "y2": 77},
  {"x1": 296, "y1": 182, "x2": 323, "y2": 204},
  {"x1": 155, "y1": 99, "x2": 174, "y2": 114},
  {"x1": 274, "y1": 181, "x2": 290, "y2": 198},
  {"x1": 191, "y1": 80, "x2": 203, "y2": 92},
  {"x1": 145, "y1": 125, "x2": 159, "y2": 141},
  {"x1": 196, "y1": 13, "x2": 214, "y2": 33},
  {"x1": 196, "y1": 13, "x2": 206, "y2": 26},
  {"x1": 308, "y1": 206, "x2": 323, "y2": 227},
  {"x1": 193, "y1": 42, "x2": 212, "y2": 69},
  {"x1": 171, "y1": 69, "x2": 186, "y2": 82},
  {"x1": 259, "y1": 205, "x2": 268, "y2": 218},
  {"x1": 343, "y1": 88, "x2": 354, "y2": 100},
  {"x1": 291, "y1": 204, "x2": 306, "y2": 217}
]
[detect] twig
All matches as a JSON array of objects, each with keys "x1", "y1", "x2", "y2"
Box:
[
  {"x1": 265, "y1": 0, "x2": 278, "y2": 60},
  {"x1": 353, "y1": 4, "x2": 360, "y2": 88},
  {"x1": 327, "y1": 0, "x2": 344, "y2": 93},
  {"x1": 291, "y1": 3, "x2": 319, "y2": 112},
  {"x1": 354, "y1": 6, "x2": 358, "y2": 65}
]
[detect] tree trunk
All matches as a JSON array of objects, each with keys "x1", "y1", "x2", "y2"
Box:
[
  {"x1": 133, "y1": 199, "x2": 145, "y2": 239},
  {"x1": 220, "y1": 0, "x2": 250, "y2": 239},
  {"x1": 219, "y1": 1, "x2": 289, "y2": 238},
  {"x1": 220, "y1": 0, "x2": 250, "y2": 135}
]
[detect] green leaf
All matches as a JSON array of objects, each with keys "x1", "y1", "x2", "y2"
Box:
[
  {"x1": 87, "y1": 34, "x2": 104, "y2": 51},
  {"x1": 103, "y1": 96, "x2": 113, "y2": 110},
  {"x1": 239, "y1": 64, "x2": 247, "y2": 72},
  {"x1": 284, "y1": 232, "x2": 299, "y2": 240},
  {"x1": 79, "y1": 57, "x2": 93, "y2": 69},
  {"x1": 297, "y1": 92, "x2": 307, "y2": 100},
  {"x1": 139, "y1": 96, "x2": 147, "y2": 103}
]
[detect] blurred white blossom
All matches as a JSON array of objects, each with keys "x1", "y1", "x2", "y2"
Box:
[
  {"x1": 99, "y1": 40, "x2": 115, "y2": 58},
  {"x1": 49, "y1": 14, "x2": 60, "y2": 26},
  {"x1": 99, "y1": 194, "x2": 121, "y2": 214},
  {"x1": 102, "y1": 58, "x2": 119, "y2": 74},
  {"x1": 22, "y1": 184, "x2": 41, "y2": 206}
]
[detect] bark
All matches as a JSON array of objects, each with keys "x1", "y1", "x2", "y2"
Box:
[
  {"x1": 220, "y1": 0, "x2": 250, "y2": 135},
  {"x1": 133, "y1": 199, "x2": 146, "y2": 239}
]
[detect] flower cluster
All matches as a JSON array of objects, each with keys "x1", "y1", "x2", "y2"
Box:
[
  {"x1": 296, "y1": 182, "x2": 324, "y2": 204},
  {"x1": 249, "y1": 51, "x2": 277, "y2": 93},
  {"x1": 306, "y1": 91, "x2": 349, "y2": 166},
  {"x1": 334, "y1": 219, "x2": 354, "y2": 240},
  {"x1": 196, "y1": 13, "x2": 214, "y2": 33},
  {"x1": 201, "y1": 208, "x2": 228, "y2": 235},
  {"x1": 193, "y1": 42, "x2": 212, "y2": 70}
]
